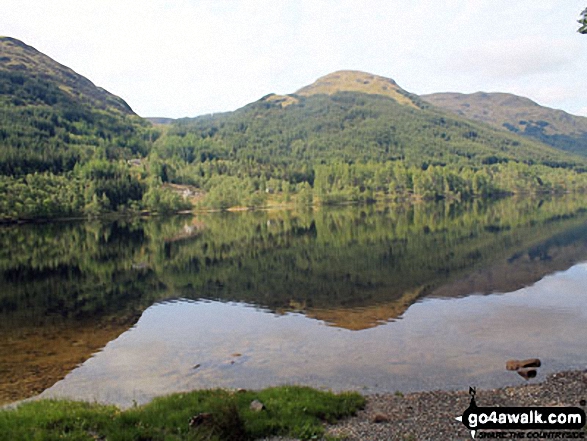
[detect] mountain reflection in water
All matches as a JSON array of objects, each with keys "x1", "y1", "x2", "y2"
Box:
[{"x1": 2, "y1": 196, "x2": 587, "y2": 405}]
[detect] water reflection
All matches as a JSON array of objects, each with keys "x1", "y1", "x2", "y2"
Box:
[{"x1": 2, "y1": 196, "x2": 587, "y2": 404}]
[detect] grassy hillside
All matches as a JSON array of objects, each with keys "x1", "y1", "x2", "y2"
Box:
[
  {"x1": 0, "y1": 37, "x2": 133, "y2": 113},
  {"x1": 422, "y1": 91, "x2": 587, "y2": 156},
  {"x1": 296, "y1": 70, "x2": 421, "y2": 108}
]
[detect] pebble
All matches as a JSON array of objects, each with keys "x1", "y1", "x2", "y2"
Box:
[{"x1": 262, "y1": 370, "x2": 587, "y2": 441}]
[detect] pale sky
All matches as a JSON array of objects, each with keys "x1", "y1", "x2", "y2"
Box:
[{"x1": 2, "y1": 1, "x2": 586, "y2": 118}]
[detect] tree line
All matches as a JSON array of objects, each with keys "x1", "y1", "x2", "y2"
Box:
[{"x1": 4, "y1": 80, "x2": 587, "y2": 219}]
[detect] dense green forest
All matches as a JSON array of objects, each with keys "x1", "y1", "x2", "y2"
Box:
[
  {"x1": 152, "y1": 90, "x2": 587, "y2": 209},
  {"x1": 0, "y1": 37, "x2": 188, "y2": 220},
  {"x1": 3, "y1": 38, "x2": 587, "y2": 219}
]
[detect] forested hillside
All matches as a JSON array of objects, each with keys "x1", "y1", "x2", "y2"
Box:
[
  {"x1": 0, "y1": 37, "x2": 187, "y2": 221},
  {"x1": 422, "y1": 92, "x2": 587, "y2": 157},
  {"x1": 153, "y1": 71, "x2": 587, "y2": 208},
  {"x1": 3, "y1": 38, "x2": 587, "y2": 219}
]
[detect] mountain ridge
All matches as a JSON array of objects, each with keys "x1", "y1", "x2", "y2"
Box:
[
  {"x1": 0, "y1": 36, "x2": 134, "y2": 114},
  {"x1": 422, "y1": 91, "x2": 587, "y2": 156},
  {"x1": 157, "y1": 68, "x2": 587, "y2": 209}
]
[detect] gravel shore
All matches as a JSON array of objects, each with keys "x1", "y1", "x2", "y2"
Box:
[{"x1": 265, "y1": 370, "x2": 587, "y2": 441}]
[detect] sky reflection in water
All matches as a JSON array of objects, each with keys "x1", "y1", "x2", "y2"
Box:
[{"x1": 41, "y1": 263, "x2": 587, "y2": 407}]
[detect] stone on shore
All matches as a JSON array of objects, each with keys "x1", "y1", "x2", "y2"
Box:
[{"x1": 505, "y1": 358, "x2": 541, "y2": 371}]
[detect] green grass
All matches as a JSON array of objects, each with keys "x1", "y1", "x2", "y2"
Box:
[{"x1": 0, "y1": 386, "x2": 365, "y2": 440}]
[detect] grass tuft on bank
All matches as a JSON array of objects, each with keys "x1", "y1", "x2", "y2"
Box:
[{"x1": 0, "y1": 386, "x2": 365, "y2": 440}]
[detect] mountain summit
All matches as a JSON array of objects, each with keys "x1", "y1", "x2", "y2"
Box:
[
  {"x1": 295, "y1": 70, "x2": 420, "y2": 108},
  {"x1": 177, "y1": 69, "x2": 586, "y2": 185}
]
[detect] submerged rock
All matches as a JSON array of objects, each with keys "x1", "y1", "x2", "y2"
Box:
[
  {"x1": 506, "y1": 358, "x2": 541, "y2": 371},
  {"x1": 517, "y1": 368, "x2": 538, "y2": 380}
]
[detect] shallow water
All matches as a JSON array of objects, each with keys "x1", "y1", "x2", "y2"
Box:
[
  {"x1": 2, "y1": 196, "x2": 587, "y2": 406},
  {"x1": 39, "y1": 263, "x2": 587, "y2": 406}
]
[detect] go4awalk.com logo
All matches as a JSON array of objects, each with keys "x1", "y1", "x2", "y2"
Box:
[{"x1": 455, "y1": 388, "x2": 586, "y2": 439}]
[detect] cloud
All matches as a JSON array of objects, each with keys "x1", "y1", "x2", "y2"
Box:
[
  {"x1": 516, "y1": 85, "x2": 577, "y2": 107},
  {"x1": 1, "y1": 0, "x2": 585, "y2": 117},
  {"x1": 449, "y1": 36, "x2": 578, "y2": 80}
]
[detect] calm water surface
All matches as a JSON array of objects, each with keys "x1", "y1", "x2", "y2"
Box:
[{"x1": 2, "y1": 196, "x2": 587, "y2": 406}]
